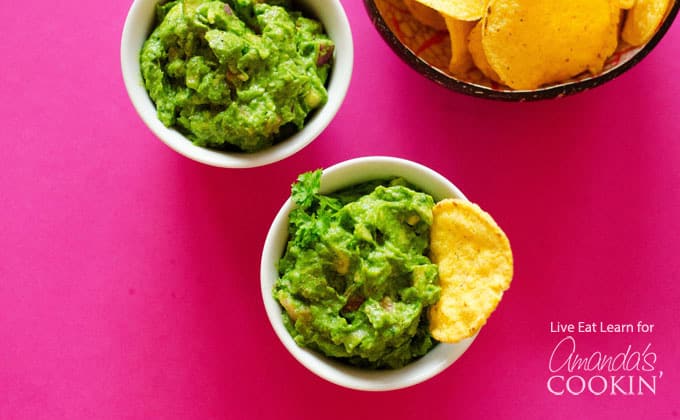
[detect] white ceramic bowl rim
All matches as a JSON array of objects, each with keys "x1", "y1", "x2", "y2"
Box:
[
  {"x1": 261, "y1": 156, "x2": 477, "y2": 391},
  {"x1": 120, "y1": 0, "x2": 354, "y2": 168}
]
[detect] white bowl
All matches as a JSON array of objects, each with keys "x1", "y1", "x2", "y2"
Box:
[
  {"x1": 260, "y1": 156, "x2": 477, "y2": 391},
  {"x1": 121, "y1": 0, "x2": 353, "y2": 168}
]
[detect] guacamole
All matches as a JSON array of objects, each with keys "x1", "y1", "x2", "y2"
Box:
[
  {"x1": 274, "y1": 171, "x2": 441, "y2": 369},
  {"x1": 140, "y1": 0, "x2": 334, "y2": 152}
]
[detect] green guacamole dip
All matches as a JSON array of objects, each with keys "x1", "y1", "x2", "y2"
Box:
[
  {"x1": 274, "y1": 170, "x2": 441, "y2": 369},
  {"x1": 140, "y1": 0, "x2": 334, "y2": 152}
]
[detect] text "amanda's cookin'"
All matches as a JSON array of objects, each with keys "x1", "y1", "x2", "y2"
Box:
[{"x1": 547, "y1": 336, "x2": 663, "y2": 396}]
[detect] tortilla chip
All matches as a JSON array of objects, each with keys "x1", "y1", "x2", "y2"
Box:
[
  {"x1": 444, "y1": 16, "x2": 476, "y2": 77},
  {"x1": 621, "y1": 0, "x2": 672, "y2": 46},
  {"x1": 413, "y1": 0, "x2": 486, "y2": 21},
  {"x1": 618, "y1": 0, "x2": 637, "y2": 9},
  {"x1": 482, "y1": 0, "x2": 615, "y2": 89},
  {"x1": 467, "y1": 20, "x2": 502, "y2": 83},
  {"x1": 599, "y1": 3, "x2": 624, "y2": 73},
  {"x1": 428, "y1": 199, "x2": 513, "y2": 343},
  {"x1": 404, "y1": 0, "x2": 448, "y2": 30}
]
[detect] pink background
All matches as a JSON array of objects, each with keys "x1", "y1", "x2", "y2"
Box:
[{"x1": 2, "y1": 1, "x2": 679, "y2": 419}]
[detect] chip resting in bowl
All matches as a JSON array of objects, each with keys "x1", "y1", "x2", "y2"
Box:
[
  {"x1": 482, "y1": 0, "x2": 617, "y2": 90},
  {"x1": 413, "y1": 0, "x2": 485, "y2": 21},
  {"x1": 622, "y1": 0, "x2": 674, "y2": 46},
  {"x1": 404, "y1": 0, "x2": 448, "y2": 29},
  {"x1": 408, "y1": 0, "x2": 674, "y2": 90},
  {"x1": 428, "y1": 199, "x2": 513, "y2": 343}
]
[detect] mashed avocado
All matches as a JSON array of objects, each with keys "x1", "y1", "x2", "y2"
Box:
[
  {"x1": 275, "y1": 170, "x2": 440, "y2": 369},
  {"x1": 140, "y1": 0, "x2": 334, "y2": 152}
]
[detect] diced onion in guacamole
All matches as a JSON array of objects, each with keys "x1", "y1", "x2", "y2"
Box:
[
  {"x1": 140, "y1": 0, "x2": 334, "y2": 152},
  {"x1": 274, "y1": 170, "x2": 441, "y2": 369}
]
